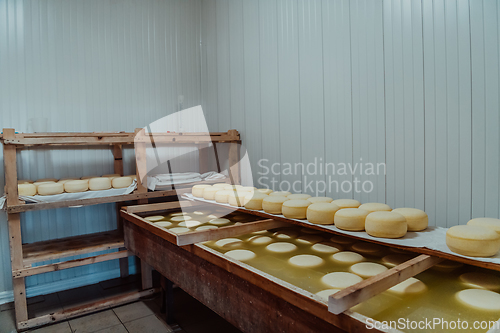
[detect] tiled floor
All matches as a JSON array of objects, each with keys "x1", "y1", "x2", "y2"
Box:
[{"x1": 0, "y1": 276, "x2": 241, "y2": 333}]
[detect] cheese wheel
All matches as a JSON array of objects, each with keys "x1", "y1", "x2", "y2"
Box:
[
  {"x1": 36, "y1": 178, "x2": 58, "y2": 183},
  {"x1": 18, "y1": 184, "x2": 37, "y2": 196},
  {"x1": 307, "y1": 203, "x2": 340, "y2": 225},
  {"x1": 239, "y1": 186, "x2": 257, "y2": 192},
  {"x1": 155, "y1": 221, "x2": 172, "y2": 228},
  {"x1": 392, "y1": 208, "x2": 428, "y2": 231},
  {"x1": 359, "y1": 202, "x2": 392, "y2": 213},
  {"x1": 223, "y1": 184, "x2": 243, "y2": 191},
  {"x1": 256, "y1": 188, "x2": 273, "y2": 195},
  {"x1": 262, "y1": 196, "x2": 289, "y2": 214},
  {"x1": 225, "y1": 249, "x2": 255, "y2": 261},
  {"x1": 171, "y1": 216, "x2": 192, "y2": 222},
  {"x1": 228, "y1": 191, "x2": 250, "y2": 207},
  {"x1": 287, "y1": 193, "x2": 312, "y2": 200},
  {"x1": 244, "y1": 192, "x2": 269, "y2": 210},
  {"x1": 296, "y1": 234, "x2": 323, "y2": 244},
  {"x1": 334, "y1": 208, "x2": 370, "y2": 231},
  {"x1": 288, "y1": 254, "x2": 324, "y2": 268},
  {"x1": 456, "y1": 289, "x2": 500, "y2": 311},
  {"x1": 351, "y1": 242, "x2": 384, "y2": 256},
  {"x1": 171, "y1": 212, "x2": 189, "y2": 216},
  {"x1": 365, "y1": 211, "x2": 407, "y2": 238},
  {"x1": 269, "y1": 191, "x2": 291, "y2": 197},
  {"x1": 248, "y1": 235, "x2": 273, "y2": 245},
  {"x1": 213, "y1": 183, "x2": 228, "y2": 188},
  {"x1": 282, "y1": 200, "x2": 311, "y2": 219},
  {"x1": 321, "y1": 272, "x2": 363, "y2": 289},
  {"x1": 215, "y1": 190, "x2": 232, "y2": 203},
  {"x1": 81, "y1": 175, "x2": 99, "y2": 180},
  {"x1": 316, "y1": 289, "x2": 340, "y2": 302},
  {"x1": 145, "y1": 215, "x2": 164, "y2": 222},
  {"x1": 102, "y1": 174, "x2": 120, "y2": 180},
  {"x1": 209, "y1": 218, "x2": 231, "y2": 226},
  {"x1": 446, "y1": 225, "x2": 500, "y2": 257},
  {"x1": 308, "y1": 196, "x2": 333, "y2": 204},
  {"x1": 33, "y1": 181, "x2": 55, "y2": 188},
  {"x1": 196, "y1": 225, "x2": 218, "y2": 231},
  {"x1": 193, "y1": 211, "x2": 204, "y2": 215},
  {"x1": 382, "y1": 254, "x2": 412, "y2": 267},
  {"x1": 125, "y1": 175, "x2": 137, "y2": 181},
  {"x1": 18, "y1": 179, "x2": 34, "y2": 184},
  {"x1": 57, "y1": 179, "x2": 77, "y2": 185},
  {"x1": 459, "y1": 272, "x2": 500, "y2": 291},
  {"x1": 467, "y1": 218, "x2": 500, "y2": 235},
  {"x1": 37, "y1": 183, "x2": 64, "y2": 196},
  {"x1": 192, "y1": 184, "x2": 212, "y2": 198},
  {"x1": 203, "y1": 186, "x2": 220, "y2": 200},
  {"x1": 388, "y1": 277, "x2": 427, "y2": 295},
  {"x1": 273, "y1": 229, "x2": 299, "y2": 239},
  {"x1": 331, "y1": 251, "x2": 364, "y2": 264},
  {"x1": 350, "y1": 262, "x2": 388, "y2": 278},
  {"x1": 215, "y1": 238, "x2": 243, "y2": 248},
  {"x1": 64, "y1": 180, "x2": 89, "y2": 193},
  {"x1": 169, "y1": 227, "x2": 191, "y2": 234},
  {"x1": 311, "y1": 242, "x2": 341, "y2": 254},
  {"x1": 266, "y1": 242, "x2": 297, "y2": 253},
  {"x1": 112, "y1": 177, "x2": 133, "y2": 189},
  {"x1": 88, "y1": 177, "x2": 112, "y2": 191},
  {"x1": 332, "y1": 199, "x2": 361, "y2": 209},
  {"x1": 178, "y1": 220, "x2": 202, "y2": 228}
]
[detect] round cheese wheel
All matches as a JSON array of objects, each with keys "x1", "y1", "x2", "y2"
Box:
[
  {"x1": 179, "y1": 220, "x2": 202, "y2": 228},
  {"x1": 81, "y1": 175, "x2": 99, "y2": 180},
  {"x1": 311, "y1": 242, "x2": 341, "y2": 254},
  {"x1": 239, "y1": 186, "x2": 257, "y2": 192},
  {"x1": 359, "y1": 202, "x2": 392, "y2": 213},
  {"x1": 171, "y1": 216, "x2": 192, "y2": 222},
  {"x1": 330, "y1": 235, "x2": 355, "y2": 245},
  {"x1": 269, "y1": 191, "x2": 291, "y2": 197},
  {"x1": 193, "y1": 211, "x2": 204, "y2": 215},
  {"x1": 196, "y1": 225, "x2": 218, "y2": 231},
  {"x1": 36, "y1": 178, "x2": 58, "y2": 183},
  {"x1": 308, "y1": 196, "x2": 333, "y2": 204},
  {"x1": 256, "y1": 188, "x2": 273, "y2": 195},
  {"x1": 213, "y1": 183, "x2": 228, "y2": 188},
  {"x1": 145, "y1": 216, "x2": 164, "y2": 222},
  {"x1": 248, "y1": 236, "x2": 273, "y2": 245},
  {"x1": 125, "y1": 175, "x2": 137, "y2": 181},
  {"x1": 331, "y1": 251, "x2": 364, "y2": 264},
  {"x1": 316, "y1": 289, "x2": 340, "y2": 302},
  {"x1": 332, "y1": 199, "x2": 361, "y2": 209},
  {"x1": 102, "y1": 174, "x2": 121, "y2": 180},
  {"x1": 225, "y1": 249, "x2": 255, "y2": 261},
  {"x1": 112, "y1": 177, "x2": 133, "y2": 189},
  {"x1": 33, "y1": 181, "x2": 55, "y2": 188},
  {"x1": 192, "y1": 184, "x2": 212, "y2": 198},
  {"x1": 321, "y1": 272, "x2": 363, "y2": 289},
  {"x1": 365, "y1": 211, "x2": 407, "y2": 238},
  {"x1": 351, "y1": 242, "x2": 384, "y2": 256},
  {"x1": 155, "y1": 221, "x2": 172, "y2": 228},
  {"x1": 223, "y1": 184, "x2": 243, "y2": 191},
  {"x1": 282, "y1": 200, "x2": 311, "y2": 219},
  {"x1": 296, "y1": 235, "x2": 323, "y2": 244},
  {"x1": 57, "y1": 179, "x2": 77, "y2": 185},
  {"x1": 288, "y1": 254, "x2": 324, "y2": 268},
  {"x1": 209, "y1": 218, "x2": 231, "y2": 226},
  {"x1": 273, "y1": 229, "x2": 299, "y2": 239},
  {"x1": 37, "y1": 183, "x2": 64, "y2": 196},
  {"x1": 169, "y1": 227, "x2": 190, "y2": 234},
  {"x1": 446, "y1": 225, "x2": 500, "y2": 257},
  {"x1": 215, "y1": 190, "x2": 232, "y2": 203},
  {"x1": 18, "y1": 184, "x2": 37, "y2": 196},
  {"x1": 382, "y1": 254, "x2": 412, "y2": 267},
  {"x1": 88, "y1": 177, "x2": 112, "y2": 191},
  {"x1": 17, "y1": 179, "x2": 34, "y2": 184},
  {"x1": 392, "y1": 208, "x2": 428, "y2": 231},
  {"x1": 467, "y1": 217, "x2": 500, "y2": 235},
  {"x1": 228, "y1": 191, "x2": 250, "y2": 207},
  {"x1": 244, "y1": 192, "x2": 269, "y2": 210},
  {"x1": 64, "y1": 180, "x2": 89, "y2": 193},
  {"x1": 388, "y1": 277, "x2": 427, "y2": 295},
  {"x1": 203, "y1": 186, "x2": 220, "y2": 200},
  {"x1": 307, "y1": 203, "x2": 340, "y2": 225},
  {"x1": 456, "y1": 289, "x2": 500, "y2": 311},
  {"x1": 262, "y1": 196, "x2": 289, "y2": 214},
  {"x1": 334, "y1": 208, "x2": 370, "y2": 231},
  {"x1": 459, "y1": 272, "x2": 500, "y2": 291},
  {"x1": 266, "y1": 242, "x2": 297, "y2": 253},
  {"x1": 350, "y1": 262, "x2": 388, "y2": 278},
  {"x1": 287, "y1": 193, "x2": 312, "y2": 200},
  {"x1": 215, "y1": 238, "x2": 243, "y2": 248}
]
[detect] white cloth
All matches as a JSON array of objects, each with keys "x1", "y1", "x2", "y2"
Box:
[{"x1": 147, "y1": 172, "x2": 226, "y2": 191}]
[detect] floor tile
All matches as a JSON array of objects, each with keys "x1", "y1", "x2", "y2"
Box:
[
  {"x1": 124, "y1": 314, "x2": 174, "y2": 333},
  {"x1": 29, "y1": 321, "x2": 72, "y2": 333},
  {"x1": 92, "y1": 324, "x2": 128, "y2": 333},
  {"x1": 113, "y1": 301, "x2": 153, "y2": 323},
  {"x1": 69, "y1": 309, "x2": 121, "y2": 333},
  {"x1": 0, "y1": 309, "x2": 17, "y2": 333}
]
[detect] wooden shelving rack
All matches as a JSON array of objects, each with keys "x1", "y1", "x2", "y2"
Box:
[{"x1": 1, "y1": 128, "x2": 241, "y2": 330}]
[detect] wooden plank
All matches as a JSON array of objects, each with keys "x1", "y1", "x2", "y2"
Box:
[
  {"x1": 124, "y1": 200, "x2": 201, "y2": 214},
  {"x1": 113, "y1": 144, "x2": 124, "y2": 176},
  {"x1": 17, "y1": 288, "x2": 159, "y2": 331},
  {"x1": 228, "y1": 130, "x2": 240, "y2": 185},
  {"x1": 120, "y1": 211, "x2": 177, "y2": 245},
  {"x1": 7, "y1": 213, "x2": 28, "y2": 322},
  {"x1": 13, "y1": 250, "x2": 132, "y2": 278},
  {"x1": 328, "y1": 254, "x2": 443, "y2": 315},
  {"x1": 176, "y1": 219, "x2": 287, "y2": 246},
  {"x1": 3, "y1": 129, "x2": 21, "y2": 205}
]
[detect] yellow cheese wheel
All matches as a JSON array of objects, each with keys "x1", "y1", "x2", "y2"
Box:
[
  {"x1": 203, "y1": 186, "x2": 220, "y2": 200},
  {"x1": 64, "y1": 180, "x2": 89, "y2": 193},
  {"x1": 365, "y1": 211, "x2": 407, "y2": 238},
  {"x1": 331, "y1": 251, "x2": 365, "y2": 264},
  {"x1": 256, "y1": 188, "x2": 273, "y2": 195},
  {"x1": 262, "y1": 196, "x2": 289, "y2": 214},
  {"x1": 192, "y1": 184, "x2": 212, "y2": 198},
  {"x1": 308, "y1": 196, "x2": 333, "y2": 204},
  {"x1": 33, "y1": 181, "x2": 55, "y2": 188},
  {"x1": 215, "y1": 190, "x2": 232, "y2": 203},
  {"x1": 307, "y1": 203, "x2": 340, "y2": 225},
  {"x1": 266, "y1": 242, "x2": 297, "y2": 253},
  {"x1": 282, "y1": 200, "x2": 311, "y2": 219},
  {"x1": 388, "y1": 277, "x2": 427, "y2": 295},
  {"x1": 311, "y1": 242, "x2": 341, "y2": 254},
  {"x1": 456, "y1": 289, "x2": 500, "y2": 311},
  {"x1": 225, "y1": 249, "x2": 255, "y2": 261},
  {"x1": 88, "y1": 177, "x2": 112, "y2": 191},
  {"x1": 392, "y1": 208, "x2": 428, "y2": 231},
  {"x1": 359, "y1": 202, "x2": 392, "y2": 213},
  {"x1": 296, "y1": 234, "x2": 323, "y2": 244},
  {"x1": 112, "y1": 177, "x2": 133, "y2": 189},
  {"x1": 287, "y1": 193, "x2": 312, "y2": 200},
  {"x1": 467, "y1": 218, "x2": 500, "y2": 235},
  {"x1": 322, "y1": 272, "x2": 363, "y2": 289},
  {"x1": 446, "y1": 225, "x2": 500, "y2": 257},
  {"x1": 334, "y1": 208, "x2": 370, "y2": 231},
  {"x1": 215, "y1": 238, "x2": 243, "y2": 248},
  {"x1": 228, "y1": 191, "x2": 250, "y2": 207},
  {"x1": 36, "y1": 178, "x2": 58, "y2": 183},
  {"x1": 332, "y1": 199, "x2": 361, "y2": 209},
  {"x1": 57, "y1": 179, "x2": 77, "y2": 185},
  {"x1": 350, "y1": 262, "x2": 388, "y2": 278},
  {"x1": 244, "y1": 192, "x2": 269, "y2": 210},
  {"x1": 269, "y1": 191, "x2": 291, "y2": 197},
  {"x1": 288, "y1": 254, "x2": 324, "y2": 268},
  {"x1": 37, "y1": 182, "x2": 64, "y2": 196},
  {"x1": 18, "y1": 184, "x2": 37, "y2": 196}
]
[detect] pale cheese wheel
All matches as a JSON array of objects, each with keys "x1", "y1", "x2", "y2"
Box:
[
  {"x1": 215, "y1": 190, "x2": 232, "y2": 203},
  {"x1": 296, "y1": 234, "x2": 323, "y2": 244},
  {"x1": 446, "y1": 225, "x2": 500, "y2": 257},
  {"x1": 331, "y1": 251, "x2": 364, "y2": 264},
  {"x1": 239, "y1": 186, "x2": 256, "y2": 192},
  {"x1": 64, "y1": 180, "x2": 89, "y2": 193},
  {"x1": 316, "y1": 289, "x2": 340, "y2": 302},
  {"x1": 215, "y1": 238, "x2": 243, "y2": 248},
  {"x1": 248, "y1": 235, "x2": 273, "y2": 245},
  {"x1": 308, "y1": 196, "x2": 333, "y2": 204},
  {"x1": 203, "y1": 186, "x2": 220, "y2": 200},
  {"x1": 213, "y1": 183, "x2": 228, "y2": 188},
  {"x1": 209, "y1": 218, "x2": 231, "y2": 226},
  {"x1": 365, "y1": 211, "x2": 407, "y2": 238},
  {"x1": 112, "y1": 177, "x2": 133, "y2": 189},
  {"x1": 273, "y1": 229, "x2": 299, "y2": 239},
  {"x1": 307, "y1": 203, "x2": 340, "y2": 225},
  {"x1": 350, "y1": 262, "x2": 388, "y2": 278},
  {"x1": 322, "y1": 272, "x2": 363, "y2": 289},
  {"x1": 388, "y1": 277, "x2": 427, "y2": 295},
  {"x1": 33, "y1": 181, "x2": 55, "y2": 188},
  {"x1": 179, "y1": 220, "x2": 202, "y2": 228},
  {"x1": 57, "y1": 179, "x2": 77, "y2": 185},
  {"x1": 332, "y1": 199, "x2": 361, "y2": 209},
  {"x1": 392, "y1": 208, "x2": 428, "y2": 231},
  {"x1": 256, "y1": 188, "x2": 273, "y2": 195},
  {"x1": 359, "y1": 202, "x2": 392, "y2": 213},
  {"x1": 459, "y1": 272, "x2": 500, "y2": 291},
  {"x1": 192, "y1": 184, "x2": 212, "y2": 198},
  {"x1": 17, "y1": 179, "x2": 34, "y2": 184},
  {"x1": 382, "y1": 254, "x2": 412, "y2": 267},
  {"x1": 287, "y1": 193, "x2": 312, "y2": 200},
  {"x1": 125, "y1": 175, "x2": 137, "y2": 181},
  {"x1": 196, "y1": 225, "x2": 218, "y2": 231},
  {"x1": 266, "y1": 242, "x2": 297, "y2": 253},
  {"x1": 88, "y1": 177, "x2": 112, "y2": 191},
  {"x1": 37, "y1": 182, "x2": 64, "y2": 196},
  {"x1": 288, "y1": 254, "x2": 324, "y2": 268},
  {"x1": 228, "y1": 191, "x2": 250, "y2": 207},
  {"x1": 169, "y1": 227, "x2": 191, "y2": 234},
  {"x1": 102, "y1": 174, "x2": 121, "y2": 180},
  {"x1": 81, "y1": 175, "x2": 99, "y2": 180},
  {"x1": 467, "y1": 217, "x2": 500, "y2": 235},
  {"x1": 262, "y1": 196, "x2": 289, "y2": 214},
  {"x1": 223, "y1": 184, "x2": 243, "y2": 191},
  {"x1": 145, "y1": 216, "x2": 165, "y2": 222},
  {"x1": 311, "y1": 242, "x2": 341, "y2": 254},
  {"x1": 36, "y1": 178, "x2": 58, "y2": 183},
  {"x1": 244, "y1": 192, "x2": 269, "y2": 210},
  {"x1": 269, "y1": 191, "x2": 291, "y2": 197},
  {"x1": 18, "y1": 184, "x2": 37, "y2": 196},
  {"x1": 225, "y1": 249, "x2": 255, "y2": 261},
  {"x1": 334, "y1": 208, "x2": 370, "y2": 231},
  {"x1": 155, "y1": 221, "x2": 172, "y2": 228},
  {"x1": 455, "y1": 289, "x2": 500, "y2": 311},
  {"x1": 171, "y1": 216, "x2": 192, "y2": 222},
  {"x1": 171, "y1": 212, "x2": 189, "y2": 216},
  {"x1": 282, "y1": 200, "x2": 311, "y2": 219}
]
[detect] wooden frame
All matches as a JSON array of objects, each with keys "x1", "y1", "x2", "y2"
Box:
[{"x1": 1, "y1": 128, "x2": 241, "y2": 331}]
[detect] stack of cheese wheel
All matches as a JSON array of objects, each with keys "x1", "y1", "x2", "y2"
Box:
[
  {"x1": 262, "y1": 196, "x2": 289, "y2": 214},
  {"x1": 112, "y1": 176, "x2": 133, "y2": 189},
  {"x1": 365, "y1": 211, "x2": 407, "y2": 238},
  {"x1": 89, "y1": 177, "x2": 112, "y2": 191},
  {"x1": 192, "y1": 184, "x2": 212, "y2": 198},
  {"x1": 334, "y1": 208, "x2": 370, "y2": 231},
  {"x1": 307, "y1": 203, "x2": 340, "y2": 225},
  {"x1": 282, "y1": 200, "x2": 311, "y2": 219},
  {"x1": 446, "y1": 225, "x2": 500, "y2": 257},
  {"x1": 38, "y1": 182, "x2": 64, "y2": 196},
  {"x1": 392, "y1": 208, "x2": 428, "y2": 231}
]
